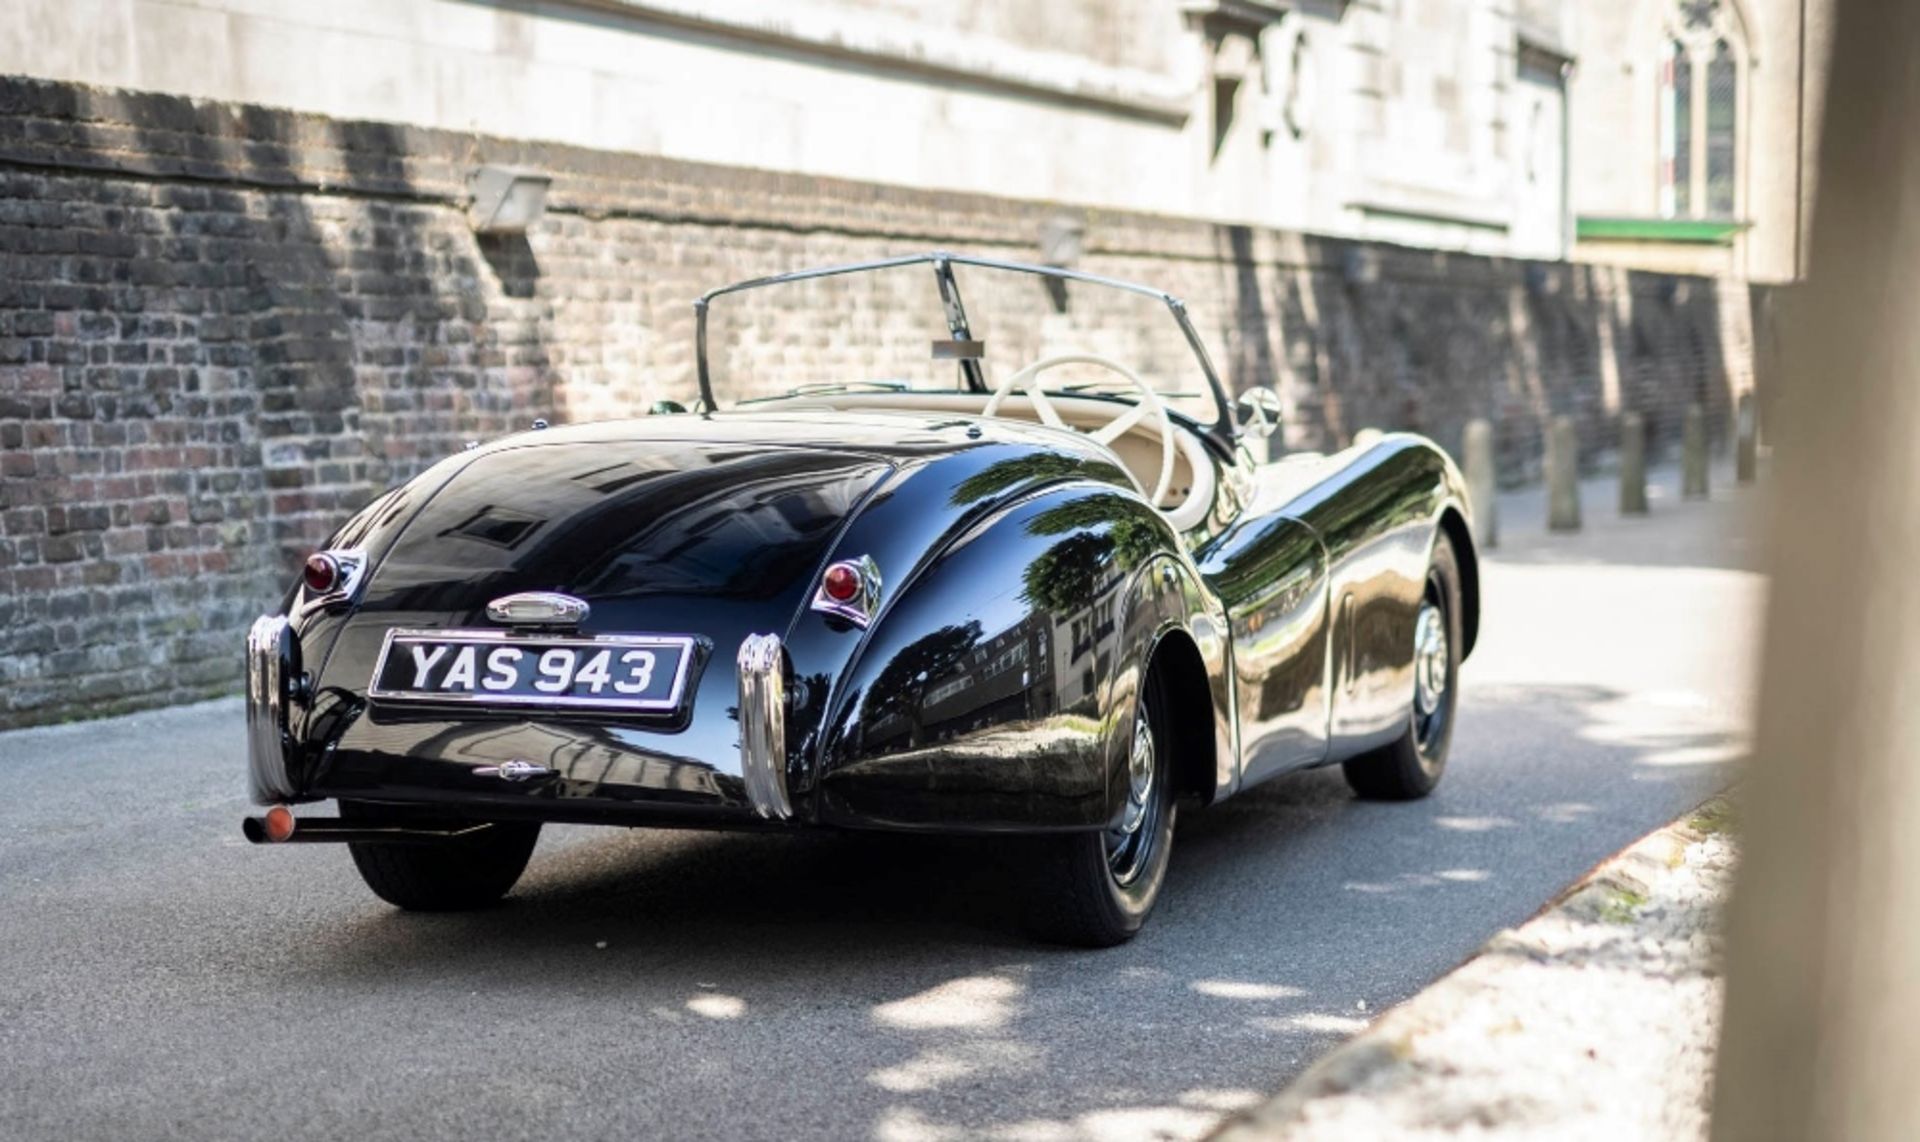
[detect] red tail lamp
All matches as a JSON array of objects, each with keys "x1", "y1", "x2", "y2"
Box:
[
  {"x1": 303, "y1": 553, "x2": 340, "y2": 593},
  {"x1": 821, "y1": 562, "x2": 863, "y2": 603}
]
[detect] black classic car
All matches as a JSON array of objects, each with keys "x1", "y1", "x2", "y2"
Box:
[{"x1": 244, "y1": 253, "x2": 1479, "y2": 946}]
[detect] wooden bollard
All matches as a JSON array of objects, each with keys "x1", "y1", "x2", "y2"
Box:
[
  {"x1": 1547, "y1": 415, "x2": 1581, "y2": 532},
  {"x1": 1736, "y1": 392, "x2": 1758, "y2": 484},
  {"x1": 1462, "y1": 418, "x2": 1498, "y2": 549},
  {"x1": 1683, "y1": 402, "x2": 1710, "y2": 500},
  {"x1": 1619, "y1": 411, "x2": 1649, "y2": 515}
]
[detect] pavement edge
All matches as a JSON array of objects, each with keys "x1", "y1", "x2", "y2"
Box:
[{"x1": 1207, "y1": 792, "x2": 1737, "y2": 1141}]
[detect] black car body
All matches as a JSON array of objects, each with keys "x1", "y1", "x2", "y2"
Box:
[{"x1": 244, "y1": 253, "x2": 1480, "y2": 945}]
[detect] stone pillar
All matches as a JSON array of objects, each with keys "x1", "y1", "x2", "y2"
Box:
[
  {"x1": 1682, "y1": 403, "x2": 1710, "y2": 500},
  {"x1": 1462, "y1": 418, "x2": 1498, "y2": 549},
  {"x1": 1619, "y1": 411, "x2": 1649, "y2": 515},
  {"x1": 1712, "y1": 1, "x2": 1920, "y2": 1136},
  {"x1": 1736, "y1": 391, "x2": 1759, "y2": 484},
  {"x1": 1546, "y1": 415, "x2": 1580, "y2": 532}
]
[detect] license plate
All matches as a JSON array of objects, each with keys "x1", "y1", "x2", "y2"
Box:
[{"x1": 368, "y1": 629, "x2": 696, "y2": 713}]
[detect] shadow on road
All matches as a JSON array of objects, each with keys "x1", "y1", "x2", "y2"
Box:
[{"x1": 218, "y1": 681, "x2": 1735, "y2": 1140}]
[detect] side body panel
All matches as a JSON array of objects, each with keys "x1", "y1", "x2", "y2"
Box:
[
  {"x1": 1196, "y1": 514, "x2": 1330, "y2": 787},
  {"x1": 1280, "y1": 437, "x2": 1469, "y2": 766},
  {"x1": 1196, "y1": 435, "x2": 1473, "y2": 794}
]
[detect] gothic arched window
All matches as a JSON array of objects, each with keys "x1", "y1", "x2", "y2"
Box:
[{"x1": 1662, "y1": 1, "x2": 1745, "y2": 220}]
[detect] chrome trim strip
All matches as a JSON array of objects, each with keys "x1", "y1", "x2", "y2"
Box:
[
  {"x1": 736, "y1": 633, "x2": 791, "y2": 820},
  {"x1": 486, "y1": 591, "x2": 590, "y2": 626},
  {"x1": 366, "y1": 628, "x2": 698, "y2": 713},
  {"x1": 809, "y1": 554, "x2": 883, "y2": 628},
  {"x1": 245, "y1": 614, "x2": 300, "y2": 805}
]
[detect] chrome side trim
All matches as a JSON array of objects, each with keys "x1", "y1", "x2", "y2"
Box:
[
  {"x1": 736, "y1": 633, "x2": 791, "y2": 820},
  {"x1": 245, "y1": 614, "x2": 300, "y2": 805},
  {"x1": 486, "y1": 591, "x2": 590, "y2": 626},
  {"x1": 809, "y1": 554, "x2": 883, "y2": 628}
]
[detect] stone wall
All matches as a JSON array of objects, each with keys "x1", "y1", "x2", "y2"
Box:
[{"x1": 0, "y1": 77, "x2": 1761, "y2": 728}]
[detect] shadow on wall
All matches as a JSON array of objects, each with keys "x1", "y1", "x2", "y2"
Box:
[
  {"x1": 1210, "y1": 230, "x2": 1746, "y2": 486},
  {"x1": 70, "y1": 91, "x2": 565, "y2": 581}
]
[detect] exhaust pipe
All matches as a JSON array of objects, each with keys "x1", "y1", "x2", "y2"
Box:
[{"x1": 242, "y1": 808, "x2": 496, "y2": 845}]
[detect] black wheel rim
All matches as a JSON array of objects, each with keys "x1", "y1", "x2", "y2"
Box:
[
  {"x1": 1105, "y1": 700, "x2": 1164, "y2": 886},
  {"x1": 1412, "y1": 569, "x2": 1452, "y2": 756}
]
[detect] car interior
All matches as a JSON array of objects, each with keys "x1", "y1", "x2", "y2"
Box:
[{"x1": 757, "y1": 387, "x2": 1220, "y2": 533}]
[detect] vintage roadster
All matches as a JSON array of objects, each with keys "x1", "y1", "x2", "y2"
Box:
[{"x1": 244, "y1": 253, "x2": 1479, "y2": 946}]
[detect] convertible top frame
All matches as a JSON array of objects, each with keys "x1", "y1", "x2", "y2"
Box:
[{"x1": 692, "y1": 251, "x2": 1240, "y2": 451}]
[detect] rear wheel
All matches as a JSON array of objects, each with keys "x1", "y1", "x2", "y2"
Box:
[
  {"x1": 1342, "y1": 532, "x2": 1463, "y2": 800},
  {"x1": 1023, "y1": 671, "x2": 1178, "y2": 947},
  {"x1": 341, "y1": 802, "x2": 541, "y2": 911}
]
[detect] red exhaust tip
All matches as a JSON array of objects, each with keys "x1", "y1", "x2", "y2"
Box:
[{"x1": 262, "y1": 804, "x2": 297, "y2": 844}]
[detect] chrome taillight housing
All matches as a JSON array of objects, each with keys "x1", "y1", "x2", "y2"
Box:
[
  {"x1": 810, "y1": 555, "x2": 881, "y2": 627},
  {"x1": 297, "y1": 547, "x2": 367, "y2": 613}
]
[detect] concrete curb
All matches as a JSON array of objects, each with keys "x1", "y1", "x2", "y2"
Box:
[{"x1": 1208, "y1": 794, "x2": 1736, "y2": 1140}]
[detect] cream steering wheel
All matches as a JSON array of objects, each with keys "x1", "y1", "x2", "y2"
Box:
[{"x1": 983, "y1": 353, "x2": 1179, "y2": 506}]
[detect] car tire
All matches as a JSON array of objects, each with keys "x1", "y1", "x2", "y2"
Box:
[
  {"x1": 342, "y1": 803, "x2": 542, "y2": 911},
  {"x1": 1023, "y1": 669, "x2": 1178, "y2": 948},
  {"x1": 1342, "y1": 531, "x2": 1463, "y2": 801}
]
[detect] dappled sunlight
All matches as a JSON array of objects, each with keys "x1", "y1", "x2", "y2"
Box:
[
  {"x1": 1435, "y1": 815, "x2": 1516, "y2": 832},
  {"x1": 873, "y1": 974, "x2": 1024, "y2": 1031},
  {"x1": 685, "y1": 992, "x2": 746, "y2": 1020},
  {"x1": 1635, "y1": 742, "x2": 1748, "y2": 768},
  {"x1": 1536, "y1": 802, "x2": 1596, "y2": 824},
  {"x1": 868, "y1": 1045, "x2": 1021, "y2": 1094},
  {"x1": 1177, "y1": 1088, "x2": 1265, "y2": 1112},
  {"x1": 1345, "y1": 868, "x2": 1496, "y2": 896},
  {"x1": 1190, "y1": 979, "x2": 1305, "y2": 1001},
  {"x1": 1253, "y1": 1012, "x2": 1372, "y2": 1036}
]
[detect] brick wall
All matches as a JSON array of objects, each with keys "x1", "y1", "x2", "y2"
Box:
[{"x1": 0, "y1": 77, "x2": 1762, "y2": 728}]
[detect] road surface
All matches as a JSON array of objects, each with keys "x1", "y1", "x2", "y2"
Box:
[{"x1": 0, "y1": 464, "x2": 1761, "y2": 1141}]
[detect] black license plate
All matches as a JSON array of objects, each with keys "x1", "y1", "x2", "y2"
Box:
[{"x1": 369, "y1": 630, "x2": 696, "y2": 713}]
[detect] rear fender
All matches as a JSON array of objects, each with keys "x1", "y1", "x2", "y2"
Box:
[{"x1": 811, "y1": 482, "x2": 1195, "y2": 832}]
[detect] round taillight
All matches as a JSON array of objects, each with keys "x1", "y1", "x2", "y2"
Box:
[
  {"x1": 822, "y1": 562, "x2": 863, "y2": 603},
  {"x1": 303, "y1": 553, "x2": 339, "y2": 593}
]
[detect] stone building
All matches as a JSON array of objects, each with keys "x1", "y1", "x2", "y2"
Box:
[
  {"x1": 0, "y1": 1, "x2": 1808, "y2": 727},
  {"x1": 1570, "y1": 0, "x2": 1832, "y2": 281}
]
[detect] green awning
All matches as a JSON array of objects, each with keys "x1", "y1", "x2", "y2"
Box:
[{"x1": 1576, "y1": 216, "x2": 1749, "y2": 245}]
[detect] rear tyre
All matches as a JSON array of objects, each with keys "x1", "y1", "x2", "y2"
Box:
[
  {"x1": 1342, "y1": 532, "x2": 1463, "y2": 801},
  {"x1": 1023, "y1": 670, "x2": 1178, "y2": 948},
  {"x1": 341, "y1": 802, "x2": 541, "y2": 911}
]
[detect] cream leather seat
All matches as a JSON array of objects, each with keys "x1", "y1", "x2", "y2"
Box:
[{"x1": 763, "y1": 391, "x2": 1218, "y2": 533}]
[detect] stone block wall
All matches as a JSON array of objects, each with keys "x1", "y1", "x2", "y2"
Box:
[{"x1": 0, "y1": 77, "x2": 1762, "y2": 728}]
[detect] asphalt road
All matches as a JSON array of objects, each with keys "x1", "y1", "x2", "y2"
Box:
[{"x1": 0, "y1": 465, "x2": 1762, "y2": 1142}]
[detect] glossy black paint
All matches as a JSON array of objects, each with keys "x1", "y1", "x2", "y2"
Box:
[{"x1": 261, "y1": 405, "x2": 1477, "y2": 837}]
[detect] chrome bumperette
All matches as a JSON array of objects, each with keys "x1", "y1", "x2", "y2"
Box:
[
  {"x1": 245, "y1": 614, "x2": 301, "y2": 805},
  {"x1": 809, "y1": 554, "x2": 883, "y2": 628},
  {"x1": 736, "y1": 633, "x2": 792, "y2": 820}
]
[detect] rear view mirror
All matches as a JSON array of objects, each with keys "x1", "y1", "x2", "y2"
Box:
[{"x1": 1236, "y1": 386, "x2": 1283, "y2": 439}]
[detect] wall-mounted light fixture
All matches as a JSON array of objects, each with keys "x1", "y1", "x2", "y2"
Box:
[
  {"x1": 468, "y1": 165, "x2": 552, "y2": 235},
  {"x1": 1039, "y1": 215, "x2": 1085, "y2": 269}
]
